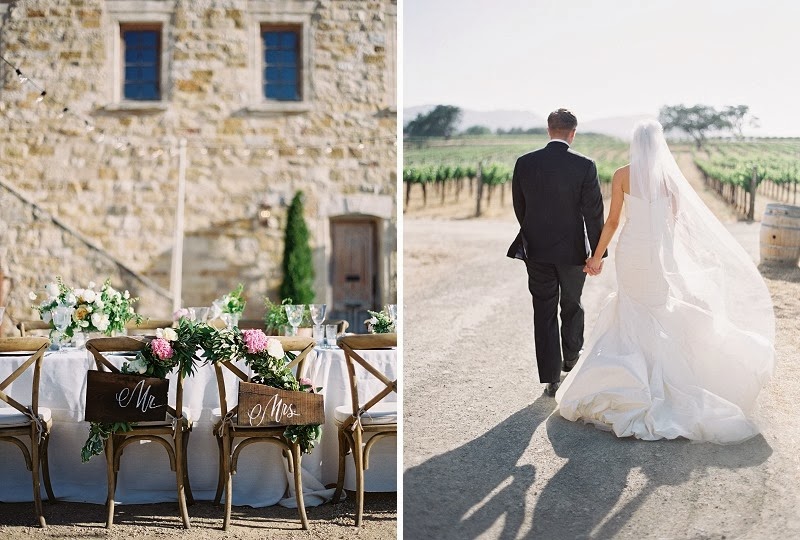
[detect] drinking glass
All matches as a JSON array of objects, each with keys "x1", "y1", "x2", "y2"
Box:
[
  {"x1": 194, "y1": 307, "x2": 210, "y2": 323},
  {"x1": 325, "y1": 324, "x2": 338, "y2": 349},
  {"x1": 285, "y1": 304, "x2": 305, "y2": 336},
  {"x1": 387, "y1": 304, "x2": 397, "y2": 330},
  {"x1": 309, "y1": 304, "x2": 327, "y2": 346},
  {"x1": 52, "y1": 305, "x2": 74, "y2": 351}
]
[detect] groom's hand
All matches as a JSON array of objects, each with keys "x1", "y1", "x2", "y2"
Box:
[{"x1": 583, "y1": 257, "x2": 603, "y2": 276}]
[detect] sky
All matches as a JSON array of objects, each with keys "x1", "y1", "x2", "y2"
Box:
[{"x1": 403, "y1": 0, "x2": 800, "y2": 137}]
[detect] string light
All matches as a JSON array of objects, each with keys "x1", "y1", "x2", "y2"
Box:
[{"x1": 0, "y1": 53, "x2": 397, "y2": 163}]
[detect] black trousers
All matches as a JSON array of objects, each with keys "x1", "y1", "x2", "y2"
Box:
[{"x1": 525, "y1": 260, "x2": 586, "y2": 384}]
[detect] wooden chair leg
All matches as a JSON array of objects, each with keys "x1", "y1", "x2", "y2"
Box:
[
  {"x1": 352, "y1": 429, "x2": 365, "y2": 527},
  {"x1": 105, "y1": 436, "x2": 116, "y2": 528},
  {"x1": 39, "y1": 432, "x2": 56, "y2": 503},
  {"x1": 213, "y1": 433, "x2": 224, "y2": 505},
  {"x1": 174, "y1": 430, "x2": 191, "y2": 529},
  {"x1": 30, "y1": 432, "x2": 46, "y2": 527},
  {"x1": 182, "y1": 429, "x2": 194, "y2": 505},
  {"x1": 333, "y1": 428, "x2": 347, "y2": 504},
  {"x1": 291, "y1": 443, "x2": 309, "y2": 530},
  {"x1": 222, "y1": 433, "x2": 233, "y2": 531}
]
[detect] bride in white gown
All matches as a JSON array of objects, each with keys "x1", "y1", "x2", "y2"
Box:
[{"x1": 555, "y1": 120, "x2": 775, "y2": 444}]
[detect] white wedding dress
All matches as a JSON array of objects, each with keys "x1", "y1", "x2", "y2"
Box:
[{"x1": 556, "y1": 121, "x2": 775, "y2": 444}]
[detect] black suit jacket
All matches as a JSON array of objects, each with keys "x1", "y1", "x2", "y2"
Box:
[{"x1": 508, "y1": 141, "x2": 606, "y2": 265}]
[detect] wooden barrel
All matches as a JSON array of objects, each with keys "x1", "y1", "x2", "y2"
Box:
[{"x1": 760, "y1": 203, "x2": 800, "y2": 265}]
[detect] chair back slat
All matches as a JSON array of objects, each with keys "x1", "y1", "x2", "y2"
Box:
[
  {"x1": 337, "y1": 334, "x2": 397, "y2": 430},
  {"x1": 0, "y1": 337, "x2": 49, "y2": 417},
  {"x1": 14, "y1": 321, "x2": 50, "y2": 337}
]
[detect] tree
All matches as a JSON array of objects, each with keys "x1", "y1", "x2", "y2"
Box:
[
  {"x1": 280, "y1": 191, "x2": 315, "y2": 303},
  {"x1": 463, "y1": 125, "x2": 491, "y2": 136},
  {"x1": 659, "y1": 104, "x2": 729, "y2": 149},
  {"x1": 404, "y1": 105, "x2": 462, "y2": 138},
  {"x1": 720, "y1": 105, "x2": 759, "y2": 139}
]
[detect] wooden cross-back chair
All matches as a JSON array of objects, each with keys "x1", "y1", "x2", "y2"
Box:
[
  {"x1": 85, "y1": 336, "x2": 193, "y2": 529},
  {"x1": 212, "y1": 336, "x2": 316, "y2": 531},
  {"x1": 0, "y1": 337, "x2": 55, "y2": 527},
  {"x1": 334, "y1": 333, "x2": 397, "y2": 526},
  {"x1": 15, "y1": 320, "x2": 51, "y2": 337}
]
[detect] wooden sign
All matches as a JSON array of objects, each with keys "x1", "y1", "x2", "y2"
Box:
[
  {"x1": 237, "y1": 381, "x2": 324, "y2": 427},
  {"x1": 85, "y1": 370, "x2": 169, "y2": 423}
]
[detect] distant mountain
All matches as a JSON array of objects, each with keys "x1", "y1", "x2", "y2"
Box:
[
  {"x1": 580, "y1": 115, "x2": 655, "y2": 140},
  {"x1": 404, "y1": 105, "x2": 546, "y2": 133},
  {"x1": 404, "y1": 105, "x2": 654, "y2": 140}
]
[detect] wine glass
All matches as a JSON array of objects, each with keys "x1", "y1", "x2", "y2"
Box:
[
  {"x1": 284, "y1": 304, "x2": 305, "y2": 336},
  {"x1": 52, "y1": 305, "x2": 74, "y2": 351},
  {"x1": 387, "y1": 304, "x2": 397, "y2": 331},
  {"x1": 309, "y1": 304, "x2": 327, "y2": 346}
]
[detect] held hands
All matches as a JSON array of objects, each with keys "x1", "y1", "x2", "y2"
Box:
[{"x1": 583, "y1": 256, "x2": 603, "y2": 276}]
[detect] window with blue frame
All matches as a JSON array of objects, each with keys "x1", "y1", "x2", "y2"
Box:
[
  {"x1": 122, "y1": 26, "x2": 161, "y2": 101},
  {"x1": 262, "y1": 26, "x2": 301, "y2": 101}
]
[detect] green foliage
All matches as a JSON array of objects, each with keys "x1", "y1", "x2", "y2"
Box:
[
  {"x1": 463, "y1": 125, "x2": 491, "y2": 136},
  {"x1": 659, "y1": 104, "x2": 731, "y2": 149},
  {"x1": 280, "y1": 192, "x2": 315, "y2": 304},
  {"x1": 284, "y1": 424, "x2": 323, "y2": 453},
  {"x1": 218, "y1": 284, "x2": 246, "y2": 315},
  {"x1": 404, "y1": 105, "x2": 462, "y2": 138},
  {"x1": 80, "y1": 421, "x2": 132, "y2": 463},
  {"x1": 366, "y1": 309, "x2": 394, "y2": 333},
  {"x1": 264, "y1": 297, "x2": 291, "y2": 331}
]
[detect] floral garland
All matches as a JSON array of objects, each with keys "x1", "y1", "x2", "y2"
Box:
[
  {"x1": 80, "y1": 319, "x2": 207, "y2": 462},
  {"x1": 202, "y1": 327, "x2": 322, "y2": 453},
  {"x1": 81, "y1": 321, "x2": 322, "y2": 461}
]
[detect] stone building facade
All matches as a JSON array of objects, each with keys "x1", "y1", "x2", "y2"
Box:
[{"x1": 0, "y1": 0, "x2": 397, "y2": 334}]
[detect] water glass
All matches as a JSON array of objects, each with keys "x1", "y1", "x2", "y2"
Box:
[
  {"x1": 52, "y1": 305, "x2": 74, "y2": 351},
  {"x1": 285, "y1": 304, "x2": 305, "y2": 336},
  {"x1": 325, "y1": 324, "x2": 338, "y2": 349},
  {"x1": 312, "y1": 324, "x2": 325, "y2": 348}
]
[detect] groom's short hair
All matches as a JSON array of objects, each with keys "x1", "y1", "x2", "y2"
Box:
[{"x1": 548, "y1": 109, "x2": 578, "y2": 132}]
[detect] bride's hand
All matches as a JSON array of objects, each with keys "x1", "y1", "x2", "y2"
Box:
[{"x1": 584, "y1": 256, "x2": 603, "y2": 276}]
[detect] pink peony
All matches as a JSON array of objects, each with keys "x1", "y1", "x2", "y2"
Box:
[
  {"x1": 299, "y1": 377, "x2": 315, "y2": 393},
  {"x1": 173, "y1": 308, "x2": 190, "y2": 321},
  {"x1": 242, "y1": 329, "x2": 269, "y2": 354},
  {"x1": 151, "y1": 338, "x2": 174, "y2": 361}
]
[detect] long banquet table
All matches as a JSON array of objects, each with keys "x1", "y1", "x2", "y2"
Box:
[{"x1": 0, "y1": 345, "x2": 397, "y2": 508}]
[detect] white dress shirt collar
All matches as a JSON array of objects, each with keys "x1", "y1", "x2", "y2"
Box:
[{"x1": 549, "y1": 138, "x2": 570, "y2": 147}]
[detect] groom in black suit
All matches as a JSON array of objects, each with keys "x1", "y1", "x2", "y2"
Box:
[{"x1": 508, "y1": 109, "x2": 606, "y2": 397}]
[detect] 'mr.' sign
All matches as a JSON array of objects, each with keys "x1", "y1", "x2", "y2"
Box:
[{"x1": 85, "y1": 370, "x2": 169, "y2": 423}]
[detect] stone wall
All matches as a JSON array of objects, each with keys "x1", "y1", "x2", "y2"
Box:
[{"x1": 0, "y1": 0, "x2": 397, "y2": 332}]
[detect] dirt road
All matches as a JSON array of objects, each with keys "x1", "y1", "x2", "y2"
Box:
[{"x1": 403, "y1": 154, "x2": 800, "y2": 539}]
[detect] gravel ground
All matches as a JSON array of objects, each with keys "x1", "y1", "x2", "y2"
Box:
[
  {"x1": 403, "y1": 152, "x2": 800, "y2": 539},
  {"x1": 0, "y1": 491, "x2": 397, "y2": 538}
]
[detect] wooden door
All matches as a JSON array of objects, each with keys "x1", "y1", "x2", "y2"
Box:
[{"x1": 330, "y1": 219, "x2": 377, "y2": 333}]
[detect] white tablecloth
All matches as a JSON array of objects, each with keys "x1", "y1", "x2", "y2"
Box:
[{"x1": 0, "y1": 346, "x2": 396, "y2": 506}]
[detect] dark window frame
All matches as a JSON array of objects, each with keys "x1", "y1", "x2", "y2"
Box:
[
  {"x1": 120, "y1": 23, "x2": 162, "y2": 102},
  {"x1": 261, "y1": 24, "x2": 303, "y2": 102}
]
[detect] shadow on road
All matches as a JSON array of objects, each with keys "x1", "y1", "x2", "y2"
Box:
[
  {"x1": 404, "y1": 394, "x2": 555, "y2": 539},
  {"x1": 530, "y1": 415, "x2": 773, "y2": 539}
]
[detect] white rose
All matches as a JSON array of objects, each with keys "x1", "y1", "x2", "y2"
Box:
[
  {"x1": 45, "y1": 283, "x2": 59, "y2": 298},
  {"x1": 163, "y1": 328, "x2": 178, "y2": 341},
  {"x1": 91, "y1": 312, "x2": 110, "y2": 332},
  {"x1": 266, "y1": 338, "x2": 284, "y2": 359},
  {"x1": 29, "y1": 291, "x2": 37, "y2": 300},
  {"x1": 94, "y1": 298, "x2": 104, "y2": 309},
  {"x1": 83, "y1": 290, "x2": 96, "y2": 303},
  {"x1": 67, "y1": 293, "x2": 77, "y2": 305},
  {"x1": 42, "y1": 310, "x2": 52, "y2": 323},
  {"x1": 123, "y1": 290, "x2": 130, "y2": 300},
  {"x1": 368, "y1": 317, "x2": 378, "y2": 325}
]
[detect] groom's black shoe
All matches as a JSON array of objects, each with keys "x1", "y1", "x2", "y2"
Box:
[
  {"x1": 545, "y1": 382, "x2": 560, "y2": 397},
  {"x1": 563, "y1": 358, "x2": 578, "y2": 372}
]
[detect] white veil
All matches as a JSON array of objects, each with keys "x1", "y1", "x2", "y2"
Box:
[{"x1": 629, "y1": 120, "x2": 775, "y2": 390}]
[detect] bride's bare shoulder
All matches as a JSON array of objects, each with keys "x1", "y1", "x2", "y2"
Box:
[{"x1": 614, "y1": 164, "x2": 631, "y2": 178}]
